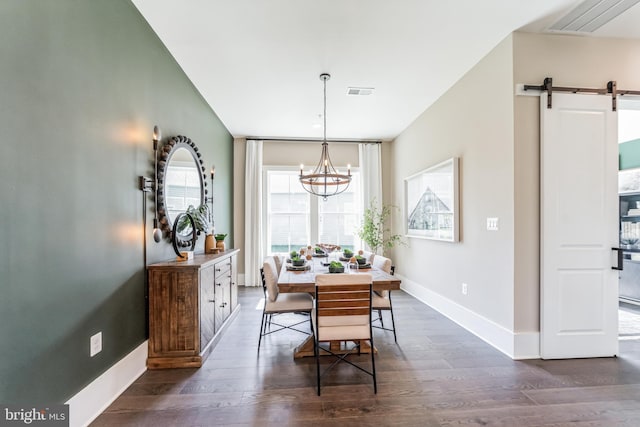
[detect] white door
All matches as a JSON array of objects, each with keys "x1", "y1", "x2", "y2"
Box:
[{"x1": 541, "y1": 92, "x2": 619, "y2": 359}]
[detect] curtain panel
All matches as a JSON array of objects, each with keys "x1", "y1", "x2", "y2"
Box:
[
  {"x1": 359, "y1": 142, "x2": 382, "y2": 222},
  {"x1": 244, "y1": 140, "x2": 264, "y2": 287}
]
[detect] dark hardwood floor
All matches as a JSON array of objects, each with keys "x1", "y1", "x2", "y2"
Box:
[{"x1": 91, "y1": 287, "x2": 640, "y2": 426}]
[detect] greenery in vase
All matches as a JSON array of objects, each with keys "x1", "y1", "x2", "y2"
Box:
[
  {"x1": 214, "y1": 233, "x2": 227, "y2": 241},
  {"x1": 178, "y1": 204, "x2": 212, "y2": 235},
  {"x1": 356, "y1": 199, "x2": 404, "y2": 255},
  {"x1": 290, "y1": 250, "x2": 298, "y2": 259},
  {"x1": 328, "y1": 261, "x2": 345, "y2": 273},
  {"x1": 291, "y1": 255, "x2": 305, "y2": 266}
]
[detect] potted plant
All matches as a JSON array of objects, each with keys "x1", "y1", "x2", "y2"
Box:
[
  {"x1": 179, "y1": 204, "x2": 211, "y2": 234},
  {"x1": 343, "y1": 249, "x2": 354, "y2": 259},
  {"x1": 214, "y1": 233, "x2": 227, "y2": 251},
  {"x1": 291, "y1": 255, "x2": 305, "y2": 267},
  {"x1": 180, "y1": 204, "x2": 216, "y2": 253},
  {"x1": 328, "y1": 261, "x2": 344, "y2": 273},
  {"x1": 356, "y1": 199, "x2": 404, "y2": 255},
  {"x1": 355, "y1": 255, "x2": 367, "y2": 265}
]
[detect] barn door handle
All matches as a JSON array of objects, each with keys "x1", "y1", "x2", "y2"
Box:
[{"x1": 612, "y1": 247, "x2": 623, "y2": 271}]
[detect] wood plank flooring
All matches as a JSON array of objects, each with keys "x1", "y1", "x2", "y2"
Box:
[{"x1": 91, "y1": 287, "x2": 640, "y2": 426}]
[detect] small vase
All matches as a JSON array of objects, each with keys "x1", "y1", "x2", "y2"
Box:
[
  {"x1": 215, "y1": 239, "x2": 225, "y2": 252},
  {"x1": 205, "y1": 234, "x2": 215, "y2": 254}
]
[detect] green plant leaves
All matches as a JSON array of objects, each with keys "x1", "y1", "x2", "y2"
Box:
[{"x1": 356, "y1": 198, "x2": 404, "y2": 255}]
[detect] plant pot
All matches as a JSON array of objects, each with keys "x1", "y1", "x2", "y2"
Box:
[
  {"x1": 204, "y1": 234, "x2": 215, "y2": 254},
  {"x1": 356, "y1": 257, "x2": 367, "y2": 265},
  {"x1": 292, "y1": 259, "x2": 305, "y2": 267},
  {"x1": 215, "y1": 239, "x2": 225, "y2": 252},
  {"x1": 328, "y1": 266, "x2": 344, "y2": 273}
]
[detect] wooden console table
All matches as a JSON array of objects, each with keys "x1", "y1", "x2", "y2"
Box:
[{"x1": 147, "y1": 249, "x2": 240, "y2": 369}]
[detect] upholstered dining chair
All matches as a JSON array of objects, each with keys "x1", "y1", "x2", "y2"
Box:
[
  {"x1": 313, "y1": 273, "x2": 377, "y2": 395},
  {"x1": 371, "y1": 254, "x2": 397, "y2": 342},
  {"x1": 258, "y1": 256, "x2": 313, "y2": 348}
]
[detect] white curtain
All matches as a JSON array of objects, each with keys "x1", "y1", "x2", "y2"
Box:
[
  {"x1": 244, "y1": 140, "x2": 263, "y2": 287},
  {"x1": 359, "y1": 143, "x2": 383, "y2": 253}
]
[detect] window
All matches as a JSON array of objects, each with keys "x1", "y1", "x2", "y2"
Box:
[
  {"x1": 165, "y1": 164, "x2": 201, "y2": 220},
  {"x1": 265, "y1": 169, "x2": 360, "y2": 254}
]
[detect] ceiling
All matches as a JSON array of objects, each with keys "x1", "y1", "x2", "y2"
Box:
[{"x1": 132, "y1": 0, "x2": 640, "y2": 141}]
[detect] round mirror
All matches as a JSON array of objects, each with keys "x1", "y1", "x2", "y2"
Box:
[{"x1": 156, "y1": 135, "x2": 207, "y2": 247}]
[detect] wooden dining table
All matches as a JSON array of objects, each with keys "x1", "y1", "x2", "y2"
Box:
[{"x1": 277, "y1": 256, "x2": 401, "y2": 358}]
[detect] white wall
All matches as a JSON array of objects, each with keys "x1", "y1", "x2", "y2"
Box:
[{"x1": 391, "y1": 35, "x2": 516, "y2": 332}]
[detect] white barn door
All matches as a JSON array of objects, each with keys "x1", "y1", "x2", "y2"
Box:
[{"x1": 541, "y1": 92, "x2": 619, "y2": 359}]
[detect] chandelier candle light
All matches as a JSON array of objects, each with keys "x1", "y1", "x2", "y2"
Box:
[{"x1": 299, "y1": 73, "x2": 351, "y2": 200}]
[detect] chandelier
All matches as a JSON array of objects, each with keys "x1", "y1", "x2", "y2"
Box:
[{"x1": 299, "y1": 73, "x2": 351, "y2": 200}]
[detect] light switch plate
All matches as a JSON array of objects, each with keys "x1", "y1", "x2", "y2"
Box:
[
  {"x1": 90, "y1": 332, "x2": 102, "y2": 357},
  {"x1": 487, "y1": 217, "x2": 499, "y2": 231}
]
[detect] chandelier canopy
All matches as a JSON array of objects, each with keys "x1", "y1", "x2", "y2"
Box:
[{"x1": 299, "y1": 73, "x2": 351, "y2": 200}]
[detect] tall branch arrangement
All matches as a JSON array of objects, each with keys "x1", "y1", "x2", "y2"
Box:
[{"x1": 357, "y1": 199, "x2": 404, "y2": 255}]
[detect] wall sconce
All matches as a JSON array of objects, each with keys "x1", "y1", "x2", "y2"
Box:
[
  {"x1": 152, "y1": 126, "x2": 162, "y2": 243},
  {"x1": 206, "y1": 165, "x2": 215, "y2": 228}
]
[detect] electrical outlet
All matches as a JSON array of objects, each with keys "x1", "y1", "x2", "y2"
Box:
[
  {"x1": 90, "y1": 332, "x2": 102, "y2": 357},
  {"x1": 462, "y1": 283, "x2": 468, "y2": 295},
  {"x1": 487, "y1": 217, "x2": 499, "y2": 231}
]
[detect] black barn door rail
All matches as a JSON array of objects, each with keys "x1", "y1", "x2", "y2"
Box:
[{"x1": 523, "y1": 77, "x2": 640, "y2": 111}]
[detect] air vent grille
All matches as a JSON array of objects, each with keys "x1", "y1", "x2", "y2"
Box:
[
  {"x1": 547, "y1": 0, "x2": 640, "y2": 33},
  {"x1": 347, "y1": 87, "x2": 374, "y2": 96}
]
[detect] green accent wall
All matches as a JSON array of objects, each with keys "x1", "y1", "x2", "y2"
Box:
[
  {"x1": 619, "y1": 138, "x2": 640, "y2": 170},
  {"x1": 0, "y1": 0, "x2": 233, "y2": 402}
]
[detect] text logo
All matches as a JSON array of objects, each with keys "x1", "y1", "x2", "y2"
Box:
[{"x1": 0, "y1": 405, "x2": 68, "y2": 427}]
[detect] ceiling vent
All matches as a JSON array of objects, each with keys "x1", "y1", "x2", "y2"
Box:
[
  {"x1": 347, "y1": 87, "x2": 374, "y2": 96},
  {"x1": 547, "y1": 0, "x2": 640, "y2": 33}
]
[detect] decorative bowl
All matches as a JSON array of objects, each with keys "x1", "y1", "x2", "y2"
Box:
[
  {"x1": 328, "y1": 266, "x2": 345, "y2": 273},
  {"x1": 292, "y1": 258, "x2": 305, "y2": 267}
]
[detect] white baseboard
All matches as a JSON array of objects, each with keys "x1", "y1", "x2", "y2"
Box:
[
  {"x1": 66, "y1": 341, "x2": 147, "y2": 427},
  {"x1": 398, "y1": 275, "x2": 540, "y2": 360}
]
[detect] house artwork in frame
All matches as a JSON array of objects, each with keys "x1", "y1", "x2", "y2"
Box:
[{"x1": 404, "y1": 157, "x2": 459, "y2": 242}]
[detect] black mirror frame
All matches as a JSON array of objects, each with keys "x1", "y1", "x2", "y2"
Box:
[
  {"x1": 156, "y1": 135, "x2": 208, "y2": 247},
  {"x1": 172, "y1": 213, "x2": 197, "y2": 257}
]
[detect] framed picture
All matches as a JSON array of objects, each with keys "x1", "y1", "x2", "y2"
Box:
[{"x1": 404, "y1": 157, "x2": 459, "y2": 242}]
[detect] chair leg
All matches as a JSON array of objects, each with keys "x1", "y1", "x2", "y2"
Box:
[
  {"x1": 258, "y1": 310, "x2": 267, "y2": 348},
  {"x1": 370, "y1": 333, "x2": 377, "y2": 394},
  {"x1": 378, "y1": 309, "x2": 384, "y2": 327},
  {"x1": 389, "y1": 307, "x2": 397, "y2": 343},
  {"x1": 314, "y1": 332, "x2": 321, "y2": 396}
]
